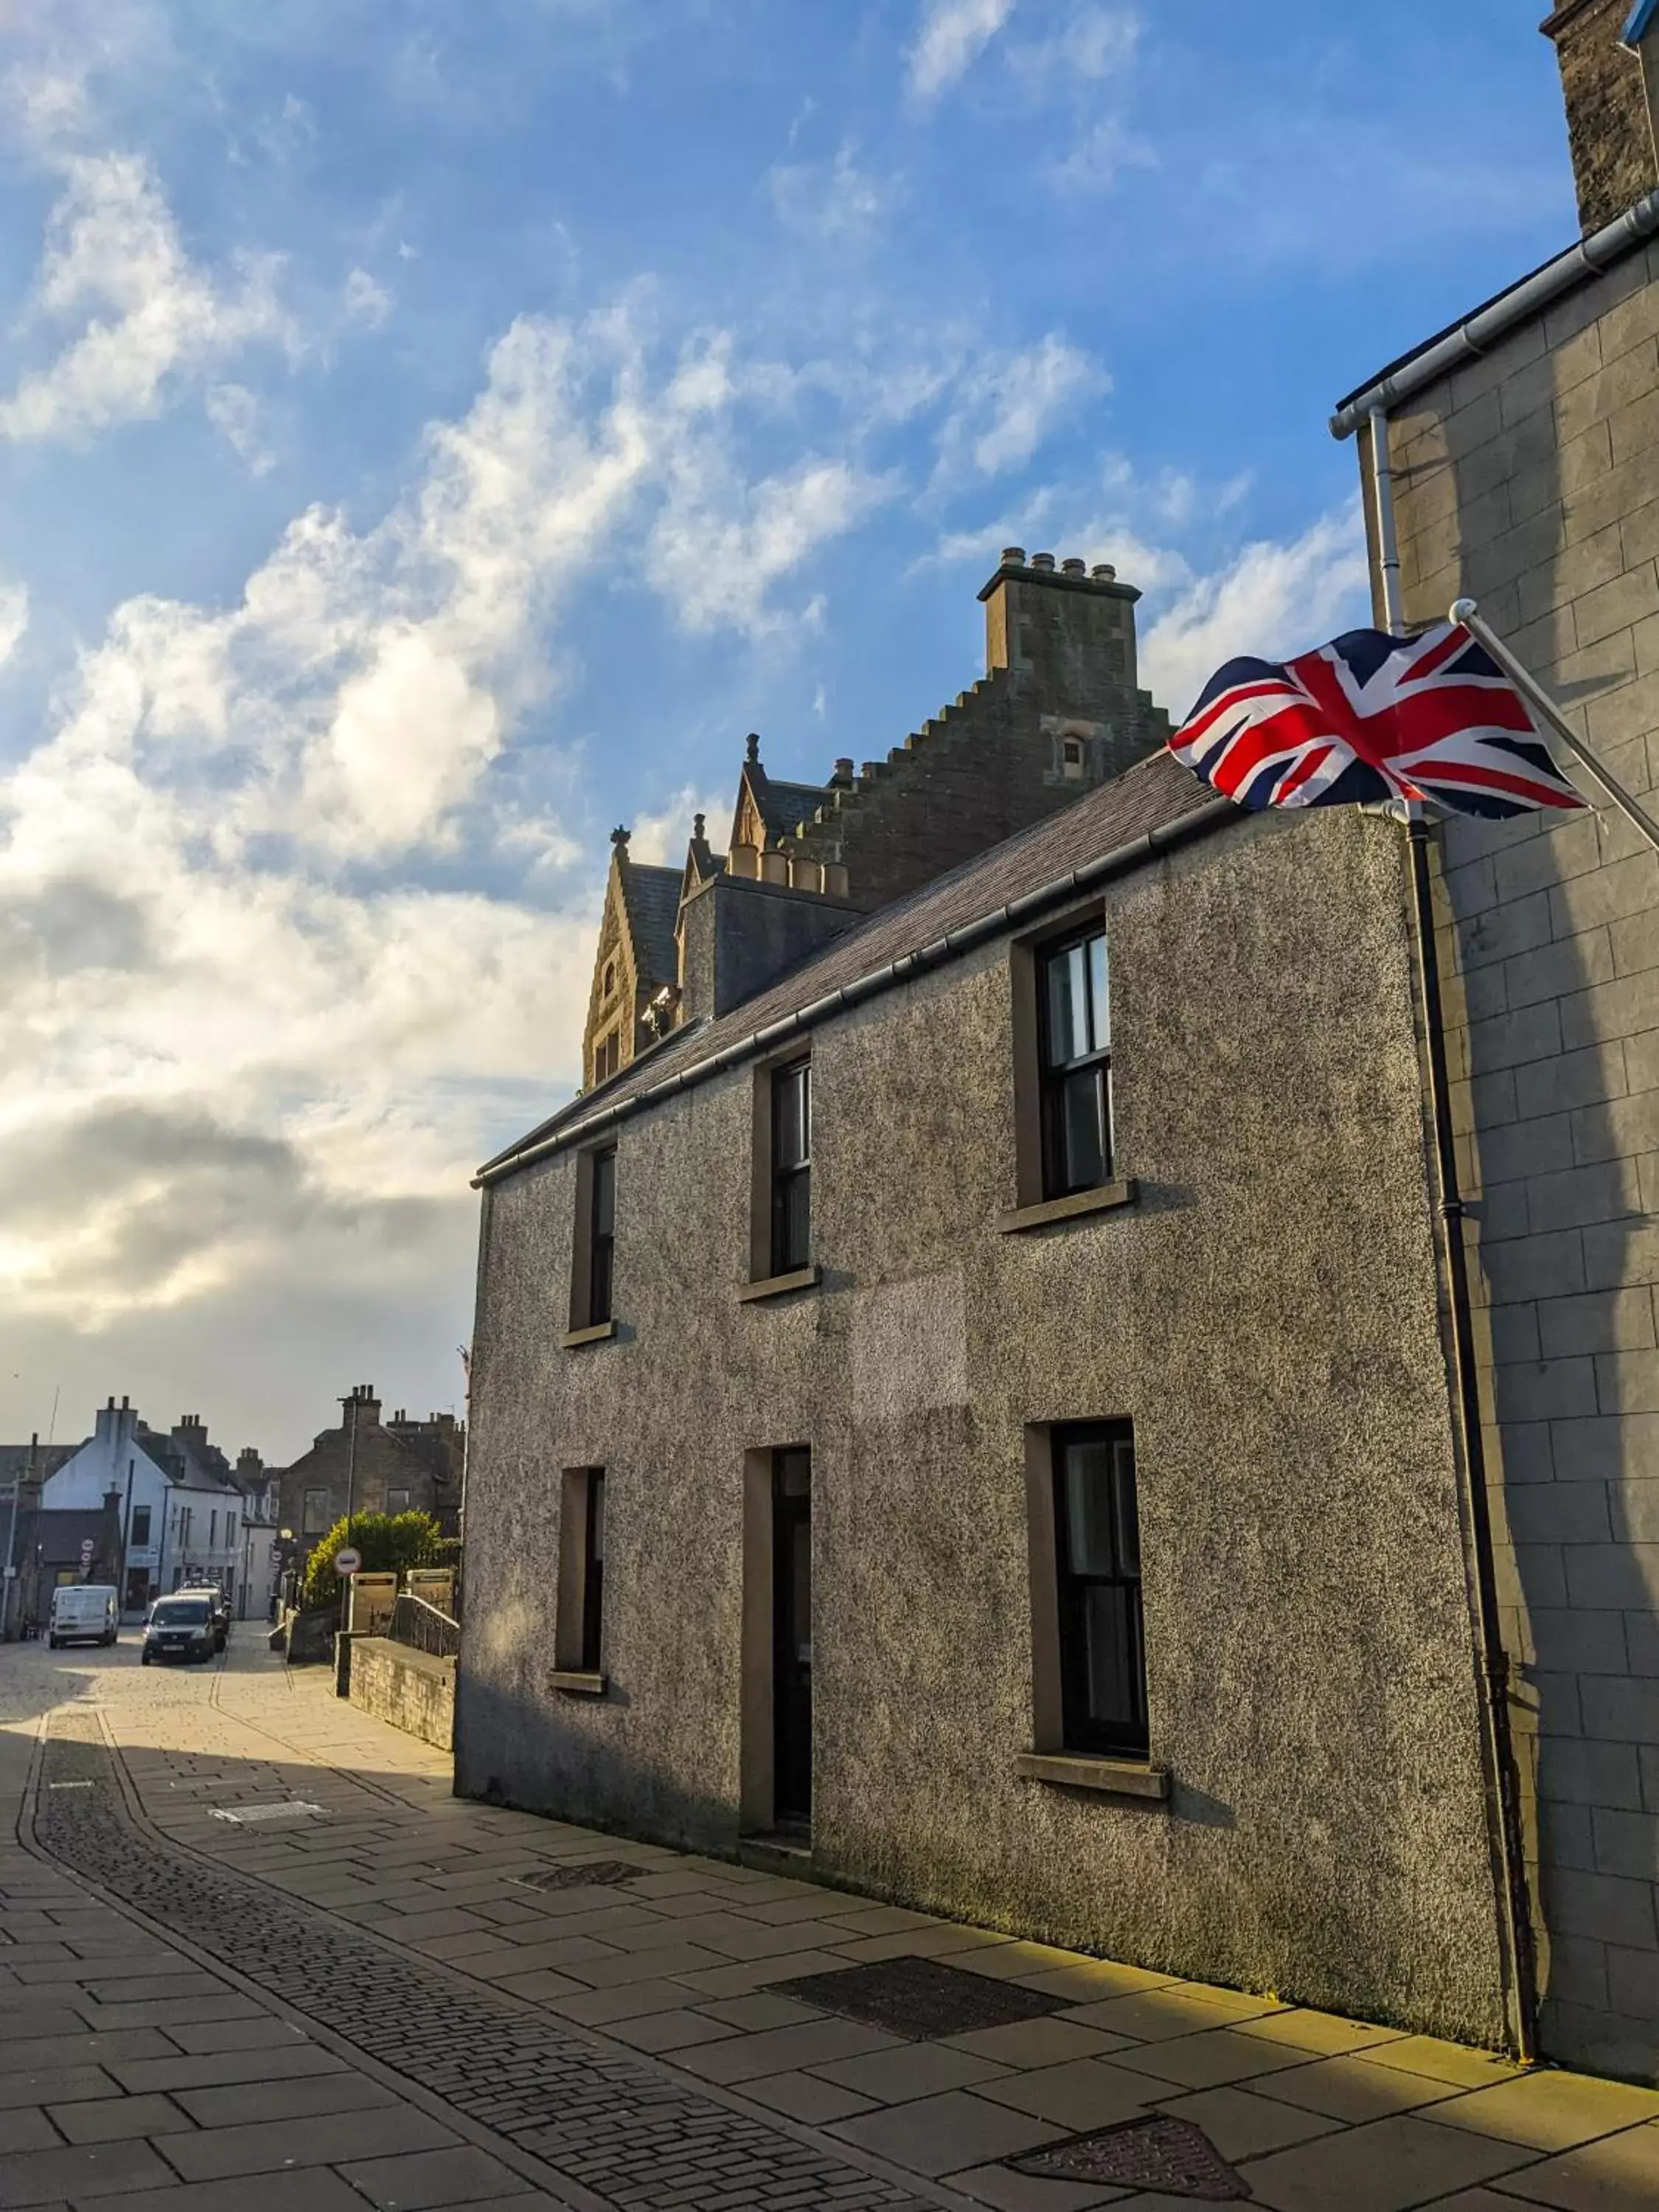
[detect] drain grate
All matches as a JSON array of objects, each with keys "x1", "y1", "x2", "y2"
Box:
[
  {"x1": 511, "y1": 1859, "x2": 642, "y2": 1894},
  {"x1": 206, "y1": 1801, "x2": 324, "y2": 1825},
  {"x1": 774, "y1": 1955, "x2": 1066, "y2": 2040},
  {"x1": 1013, "y1": 2115, "x2": 1248, "y2": 2199}
]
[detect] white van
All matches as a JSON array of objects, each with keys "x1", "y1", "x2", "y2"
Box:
[{"x1": 49, "y1": 1585, "x2": 119, "y2": 1649}]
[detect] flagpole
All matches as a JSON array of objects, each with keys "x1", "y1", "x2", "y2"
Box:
[
  {"x1": 1368, "y1": 413, "x2": 1538, "y2": 2064},
  {"x1": 1451, "y1": 597, "x2": 1659, "y2": 860}
]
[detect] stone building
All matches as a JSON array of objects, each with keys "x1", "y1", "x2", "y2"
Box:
[
  {"x1": 459, "y1": 558, "x2": 1524, "y2": 2059},
  {"x1": 1323, "y1": 0, "x2": 1659, "y2": 2081},
  {"x1": 578, "y1": 555, "x2": 1172, "y2": 1091},
  {"x1": 274, "y1": 1385, "x2": 462, "y2": 1563}
]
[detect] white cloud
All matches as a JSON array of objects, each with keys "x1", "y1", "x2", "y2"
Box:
[
  {"x1": 0, "y1": 152, "x2": 291, "y2": 443},
  {"x1": 769, "y1": 144, "x2": 888, "y2": 244},
  {"x1": 0, "y1": 585, "x2": 29, "y2": 669},
  {"x1": 907, "y1": 0, "x2": 1016, "y2": 101},
  {"x1": 205, "y1": 382, "x2": 274, "y2": 475},
  {"x1": 1009, "y1": 4, "x2": 1139, "y2": 88},
  {"x1": 344, "y1": 266, "x2": 394, "y2": 329},
  {"x1": 0, "y1": 294, "x2": 942, "y2": 1372},
  {"x1": 1049, "y1": 116, "x2": 1156, "y2": 194},
  {"x1": 1140, "y1": 504, "x2": 1370, "y2": 716},
  {"x1": 931, "y1": 334, "x2": 1105, "y2": 489},
  {"x1": 629, "y1": 785, "x2": 730, "y2": 866}
]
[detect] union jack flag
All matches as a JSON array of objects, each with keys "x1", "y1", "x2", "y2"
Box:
[{"x1": 1169, "y1": 621, "x2": 1585, "y2": 818}]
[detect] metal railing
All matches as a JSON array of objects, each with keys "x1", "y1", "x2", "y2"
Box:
[{"x1": 389, "y1": 1592, "x2": 460, "y2": 1659}]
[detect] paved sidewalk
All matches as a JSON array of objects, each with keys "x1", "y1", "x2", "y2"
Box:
[{"x1": 2, "y1": 1638, "x2": 1657, "y2": 2211}]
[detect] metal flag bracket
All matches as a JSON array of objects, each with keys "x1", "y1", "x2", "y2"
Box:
[{"x1": 1450, "y1": 597, "x2": 1659, "y2": 860}]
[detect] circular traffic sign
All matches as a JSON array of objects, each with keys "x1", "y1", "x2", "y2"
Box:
[{"x1": 333, "y1": 1547, "x2": 362, "y2": 1576}]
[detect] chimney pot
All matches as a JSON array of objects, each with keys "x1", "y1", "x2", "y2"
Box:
[
  {"x1": 1031, "y1": 552, "x2": 1056, "y2": 572},
  {"x1": 120, "y1": 1395, "x2": 129, "y2": 1411},
  {"x1": 1001, "y1": 546, "x2": 1026, "y2": 566},
  {"x1": 1062, "y1": 557, "x2": 1087, "y2": 577},
  {"x1": 1092, "y1": 563, "x2": 1117, "y2": 581}
]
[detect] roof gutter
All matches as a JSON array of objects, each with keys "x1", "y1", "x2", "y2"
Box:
[
  {"x1": 474, "y1": 793, "x2": 1239, "y2": 1189},
  {"x1": 1330, "y1": 188, "x2": 1659, "y2": 439}
]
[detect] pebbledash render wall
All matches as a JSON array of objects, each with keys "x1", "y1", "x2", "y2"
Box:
[
  {"x1": 459, "y1": 799, "x2": 1514, "y2": 2048},
  {"x1": 1367, "y1": 237, "x2": 1659, "y2": 2077}
]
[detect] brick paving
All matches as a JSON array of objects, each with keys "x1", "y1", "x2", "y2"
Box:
[{"x1": 1, "y1": 1638, "x2": 1657, "y2": 2210}]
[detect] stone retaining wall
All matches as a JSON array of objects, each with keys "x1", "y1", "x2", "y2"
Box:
[{"x1": 348, "y1": 1635, "x2": 455, "y2": 1751}]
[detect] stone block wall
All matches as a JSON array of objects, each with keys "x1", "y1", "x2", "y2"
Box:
[
  {"x1": 1377, "y1": 234, "x2": 1659, "y2": 2080},
  {"x1": 349, "y1": 1636, "x2": 456, "y2": 1752}
]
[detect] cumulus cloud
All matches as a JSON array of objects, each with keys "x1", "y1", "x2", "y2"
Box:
[
  {"x1": 0, "y1": 152, "x2": 291, "y2": 442},
  {"x1": 0, "y1": 585, "x2": 29, "y2": 668},
  {"x1": 907, "y1": 0, "x2": 1016, "y2": 101},
  {"x1": 931, "y1": 334, "x2": 1105, "y2": 489},
  {"x1": 0, "y1": 293, "x2": 948, "y2": 1403},
  {"x1": 629, "y1": 785, "x2": 731, "y2": 866},
  {"x1": 1140, "y1": 504, "x2": 1370, "y2": 716}
]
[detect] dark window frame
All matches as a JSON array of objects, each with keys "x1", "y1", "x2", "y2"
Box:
[
  {"x1": 1037, "y1": 925, "x2": 1112, "y2": 1200},
  {"x1": 131, "y1": 1506, "x2": 151, "y2": 1547},
  {"x1": 1010, "y1": 903, "x2": 1116, "y2": 1211},
  {"x1": 1050, "y1": 1421, "x2": 1147, "y2": 1759},
  {"x1": 770, "y1": 1057, "x2": 814, "y2": 1283},
  {"x1": 557, "y1": 1466, "x2": 605, "y2": 1676},
  {"x1": 568, "y1": 1144, "x2": 619, "y2": 1334}
]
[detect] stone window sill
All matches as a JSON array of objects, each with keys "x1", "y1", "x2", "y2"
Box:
[
  {"x1": 549, "y1": 1669, "x2": 608, "y2": 1695},
  {"x1": 998, "y1": 1180, "x2": 1137, "y2": 1234},
  {"x1": 1015, "y1": 1750, "x2": 1169, "y2": 1802},
  {"x1": 560, "y1": 1320, "x2": 618, "y2": 1349},
  {"x1": 738, "y1": 1265, "x2": 821, "y2": 1304}
]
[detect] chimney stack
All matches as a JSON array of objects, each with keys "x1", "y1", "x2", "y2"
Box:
[
  {"x1": 978, "y1": 546, "x2": 1144, "y2": 718},
  {"x1": 1542, "y1": 0, "x2": 1659, "y2": 232}
]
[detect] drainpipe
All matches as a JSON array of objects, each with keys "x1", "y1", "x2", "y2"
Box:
[{"x1": 1366, "y1": 409, "x2": 1537, "y2": 2060}]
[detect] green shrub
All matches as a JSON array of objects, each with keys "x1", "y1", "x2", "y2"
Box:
[{"x1": 302, "y1": 1510, "x2": 443, "y2": 1610}]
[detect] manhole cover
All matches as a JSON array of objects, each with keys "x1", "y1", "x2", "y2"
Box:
[
  {"x1": 207, "y1": 1801, "x2": 324, "y2": 1825},
  {"x1": 1013, "y1": 2115, "x2": 1248, "y2": 2199},
  {"x1": 773, "y1": 1955, "x2": 1066, "y2": 2040},
  {"x1": 512, "y1": 1860, "x2": 642, "y2": 1893}
]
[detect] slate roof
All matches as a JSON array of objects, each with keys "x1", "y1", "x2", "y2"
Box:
[
  {"x1": 750, "y1": 771, "x2": 829, "y2": 844},
  {"x1": 0, "y1": 1443, "x2": 77, "y2": 1487},
  {"x1": 619, "y1": 861, "x2": 682, "y2": 990},
  {"x1": 482, "y1": 748, "x2": 1228, "y2": 1180}
]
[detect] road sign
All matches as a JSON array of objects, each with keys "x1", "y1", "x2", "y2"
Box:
[
  {"x1": 333, "y1": 1547, "x2": 362, "y2": 1576},
  {"x1": 79, "y1": 1538, "x2": 95, "y2": 1565}
]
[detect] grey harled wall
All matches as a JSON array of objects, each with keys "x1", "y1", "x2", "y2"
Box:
[
  {"x1": 459, "y1": 804, "x2": 1509, "y2": 2047},
  {"x1": 1377, "y1": 237, "x2": 1659, "y2": 2080}
]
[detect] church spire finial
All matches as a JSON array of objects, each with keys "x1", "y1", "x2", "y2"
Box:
[
  {"x1": 745, "y1": 731, "x2": 760, "y2": 766},
  {"x1": 611, "y1": 824, "x2": 631, "y2": 857}
]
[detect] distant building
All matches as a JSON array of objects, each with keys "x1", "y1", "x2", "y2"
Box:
[
  {"x1": 273, "y1": 1385, "x2": 462, "y2": 1566},
  {"x1": 41, "y1": 1399, "x2": 249, "y2": 1615}
]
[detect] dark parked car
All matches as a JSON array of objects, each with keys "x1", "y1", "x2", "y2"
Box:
[{"x1": 141, "y1": 1594, "x2": 218, "y2": 1665}]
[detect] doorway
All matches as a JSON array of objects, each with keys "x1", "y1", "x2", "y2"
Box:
[{"x1": 771, "y1": 1449, "x2": 812, "y2": 1830}]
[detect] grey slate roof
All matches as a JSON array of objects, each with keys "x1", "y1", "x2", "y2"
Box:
[
  {"x1": 482, "y1": 748, "x2": 1225, "y2": 1179},
  {"x1": 619, "y1": 861, "x2": 681, "y2": 990},
  {"x1": 750, "y1": 772, "x2": 828, "y2": 844},
  {"x1": 0, "y1": 1443, "x2": 77, "y2": 1486}
]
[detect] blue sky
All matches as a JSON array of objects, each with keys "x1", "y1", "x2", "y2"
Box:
[{"x1": 0, "y1": 0, "x2": 1575, "y2": 1459}]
